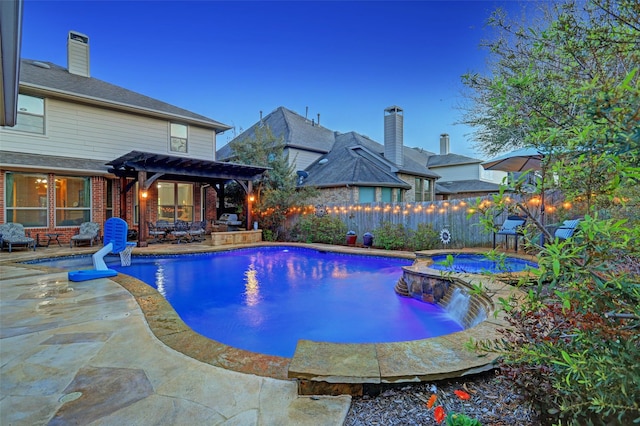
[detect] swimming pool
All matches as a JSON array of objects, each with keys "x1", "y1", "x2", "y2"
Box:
[
  {"x1": 33, "y1": 246, "x2": 465, "y2": 357},
  {"x1": 429, "y1": 253, "x2": 538, "y2": 274}
]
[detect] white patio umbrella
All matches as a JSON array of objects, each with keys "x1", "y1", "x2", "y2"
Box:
[{"x1": 482, "y1": 147, "x2": 547, "y2": 244}]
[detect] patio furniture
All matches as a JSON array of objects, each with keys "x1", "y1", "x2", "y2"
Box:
[
  {"x1": 38, "y1": 233, "x2": 62, "y2": 247},
  {"x1": 70, "y1": 222, "x2": 101, "y2": 248},
  {"x1": 170, "y1": 220, "x2": 190, "y2": 243},
  {"x1": 188, "y1": 221, "x2": 206, "y2": 242},
  {"x1": 493, "y1": 215, "x2": 527, "y2": 252},
  {"x1": 554, "y1": 219, "x2": 581, "y2": 241},
  {"x1": 0, "y1": 223, "x2": 36, "y2": 252},
  {"x1": 147, "y1": 221, "x2": 166, "y2": 244}
]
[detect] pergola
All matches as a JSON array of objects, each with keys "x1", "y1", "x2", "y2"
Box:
[{"x1": 107, "y1": 150, "x2": 268, "y2": 246}]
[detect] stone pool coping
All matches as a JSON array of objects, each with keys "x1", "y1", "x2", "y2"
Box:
[{"x1": 4, "y1": 243, "x2": 525, "y2": 396}]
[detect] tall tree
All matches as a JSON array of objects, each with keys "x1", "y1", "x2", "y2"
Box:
[
  {"x1": 228, "y1": 126, "x2": 316, "y2": 240},
  {"x1": 463, "y1": 2, "x2": 640, "y2": 423},
  {"x1": 462, "y1": 0, "x2": 639, "y2": 212}
]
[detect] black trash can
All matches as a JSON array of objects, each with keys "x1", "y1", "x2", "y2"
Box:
[{"x1": 363, "y1": 232, "x2": 374, "y2": 248}]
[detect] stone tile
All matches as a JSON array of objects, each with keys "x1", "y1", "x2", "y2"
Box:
[
  {"x1": 257, "y1": 376, "x2": 300, "y2": 424},
  {"x1": 0, "y1": 320, "x2": 62, "y2": 339},
  {"x1": 41, "y1": 332, "x2": 111, "y2": 345},
  {"x1": 288, "y1": 340, "x2": 380, "y2": 383},
  {"x1": 285, "y1": 395, "x2": 351, "y2": 426},
  {"x1": 1, "y1": 360, "x2": 73, "y2": 396},
  {"x1": 50, "y1": 366, "x2": 154, "y2": 425},
  {"x1": 0, "y1": 395, "x2": 60, "y2": 425},
  {"x1": 155, "y1": 364, "x2": 264, "y2": 419},
  {"x1": 89, "y1": 394, "x2": 225, "y2": 425}
]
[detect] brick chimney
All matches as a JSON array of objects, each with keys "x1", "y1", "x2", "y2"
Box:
[
  {"x1": 384, "y1": 106, "x2": 404, "y2": 166},
  {"x1": 67, "y1": 31, "x2": 90, "y2": 77},
  {"x1": 440, "y1": 133, "x2": 450, "y2": 155}
]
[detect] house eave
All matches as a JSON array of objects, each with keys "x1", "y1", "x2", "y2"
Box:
[{"x1": 19, "y1": 82, "x2": 232, "y2": 133}]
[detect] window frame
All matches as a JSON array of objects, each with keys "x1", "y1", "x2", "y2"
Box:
[
  {"x1": 8, "y1": 94, "x2": 45, "y2": 134},
  {"x1": 169, "y1": 122, "x2": 188, "y2": 153},
  {"x1": 4, "y1": 172, "x2": 49, "y2": 227},
  {"x1": 157, "y1": 181, "x2": 194, "y2": 222},
  {"x1": 54, "y1": 176, "x2": 91, "y2": 227}
]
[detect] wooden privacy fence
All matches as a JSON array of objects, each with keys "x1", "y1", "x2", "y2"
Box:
[
  {"x1": 318, "y1": 199, "x2": 490, "y2": 248},
  {"x1": 287, "y1": 194, "x2": 567, "y2": 249}
]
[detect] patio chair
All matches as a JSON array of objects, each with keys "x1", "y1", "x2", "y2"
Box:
[
  {"x1": 493, "y1": 215, "x2": 527, "y2": 252},
  {"x1": 170, "y1": 220, "x2": 190, "y2": 244},
  {"x1": 147, "y1": 221, "x2": 166, "y2": 243},
  {"x1": 554, "y1": 219, "x2": 581, "y2": 241},
  {"x1": 70, "y1": 222, "x2": 101, "y2": 248},
  {"x1": 0, "y1": 223, "x2": 36, "y2": 252},
  {"x1": 188, "y1": 221, "x2": 206, "y2": 242}
]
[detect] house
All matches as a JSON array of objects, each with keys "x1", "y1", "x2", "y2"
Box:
[
  {"x1": 0, "y1": 0, "x2": 24, "y2": 127},
  {"x1": 426, "y1": 134, "x2": 507, "y2": 199},
  {"x1": 218, "y1": 105, "x2": 440, "y2": 204},
  {"x1": 1, "y1": 31, "x2": 266, "y2": 246}
]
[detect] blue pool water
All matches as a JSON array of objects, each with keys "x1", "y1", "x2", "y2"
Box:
[
  {"x1": 33, "y1": 247, "x2": 465, "y2": 357},
  {"x1": 429, "y1": 253, "x2": 537, "y2": 273}
]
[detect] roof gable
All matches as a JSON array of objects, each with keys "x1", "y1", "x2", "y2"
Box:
[{"x1": 217, "y1": 106, "x2": 334, "y2": 160}]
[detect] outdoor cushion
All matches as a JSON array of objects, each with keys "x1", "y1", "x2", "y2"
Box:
[
  {"x1": 555, "y1": 219, "x2": 580, "y2": 240},
  {"x1": 496, "y1": 216, "x2": 527, "y2": 235},
  {"x1": 70, "y1": 222, "x2": 101, "y2": 247},
  {"x1": 493, "y1": 216, "x2": 527, "y2": 252},
  {"x1": 0, "y1": 223, "x2": 36, "y2": 252}
]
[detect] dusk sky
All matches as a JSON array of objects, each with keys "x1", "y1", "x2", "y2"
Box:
[{"x1": 20, "y1": 1, "x2": 532, "y2": 158}]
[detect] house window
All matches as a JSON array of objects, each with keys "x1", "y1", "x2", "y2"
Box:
[
  {"x1": 11, "y1": 94, "x2": 45, "y2": 134},
  {"x1": 358, "y1": 187, "x2": 375, "y2": 203},
  {"x1": 415, "y1": 178, "x2": 424, "y2": 202},
  {"x1": 381, "y1": 187, "x2": 392, "y2": 203},
  {"x1": 55, "y1": 176, "x2": 91, "y2": 226},
  {"x1": 158, "y1": 182, "x2": 193, "y2": 222},
  {"x1": 424, "y1": 179, "x2": 432, "y2": 201},
  {"x1": 5, "y1": 172, "x2": 48, "y2": 227},
  {"x1": 170, "y1": 123, "x2": 188, "y2": 153},
  {"x1": 415, "y1": 178, "x2": 432, "y2": 202}
]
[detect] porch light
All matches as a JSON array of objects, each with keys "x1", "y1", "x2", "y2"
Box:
[
  {"x1": 248, "y1": 194, "x2": 255, "y2": 202},
  {"x1": 140, "y1": 189, "x2": 148, "y2": 199}
]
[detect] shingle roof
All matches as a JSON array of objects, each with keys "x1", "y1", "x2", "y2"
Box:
[
  {"x1": 302, "y1": 132, "x2": 411, "y2": 188},
  {"x1": 218, "y1": 106, "x2": 440, "y2": 187},
  {"x1": 0, "y1": 150, "x2": 110, "y2": 173},
  {"x1": 217, "y1": 106, "x2": 335, "y2": 160},
  {"x1": 426, "y1": 153, "x2": 481, "y2": 167},
  {"x1": 19, "y1": 59, "x2": 230, "y2": 132}
]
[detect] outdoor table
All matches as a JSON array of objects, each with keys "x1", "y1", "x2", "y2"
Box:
[{"x1": 38, "y1": 233, "x2": 62, "y2": 247}]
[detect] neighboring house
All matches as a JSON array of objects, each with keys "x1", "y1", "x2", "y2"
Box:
[
  {"x1": 218, "y1": 105, "x2": 440, "y2": 204},
  {"x1": 426, "y1": 134, "x2": 507, "y2": 199},
  {"x1": 1, "y1": 31, "x2": 264, "y2": 245}
]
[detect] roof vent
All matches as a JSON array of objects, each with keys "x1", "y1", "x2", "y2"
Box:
[
  {"x1": 32, "y1": 61, "x2": 51, "y2": 69},
  {"x1": 318, "y1": 158, "x2": 329, "y2": 165},
  {"x1": 67, "y1": 31, "x2": 90, "y2": 77}
]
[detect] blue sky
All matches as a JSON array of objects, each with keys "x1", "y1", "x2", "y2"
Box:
[{"x1": 20, "y1": 0, "x2": 528, "y2": 158}]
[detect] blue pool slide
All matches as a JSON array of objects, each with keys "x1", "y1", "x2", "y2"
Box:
[{"x1": 68, "y1": 217, "x2": 130, "y2": 282}]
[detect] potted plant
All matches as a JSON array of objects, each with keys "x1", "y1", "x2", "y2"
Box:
[{"x1": 346, "y1": 230, "x2": 357, "y2": 246}]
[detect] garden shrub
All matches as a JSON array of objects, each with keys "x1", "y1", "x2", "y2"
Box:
[
  {"x1": 475, "y1": 215, "x2": 640, "y2": 425},
  {"x1": 296, "y1": 215, "x2": 347, "y2": 245},
  {"x1": 373, "y1": 221, "x2": 409, "y2": 250},
  {"x1": 408, "y1": 223, "x2": 440, "y2": 251}
]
